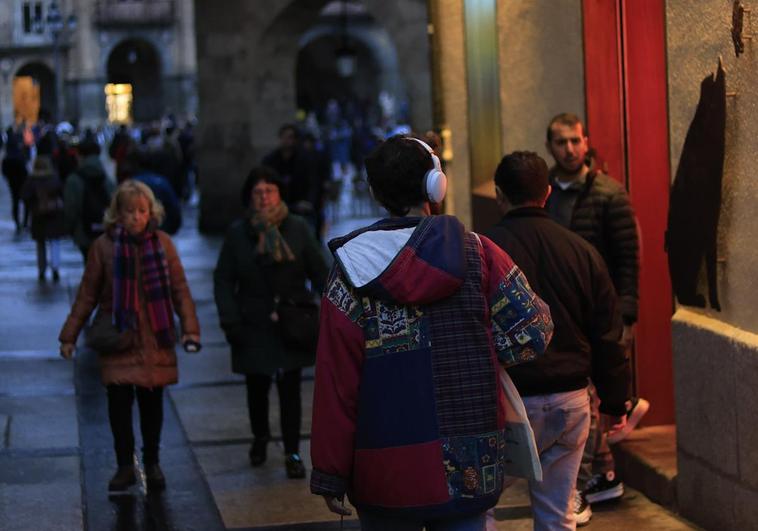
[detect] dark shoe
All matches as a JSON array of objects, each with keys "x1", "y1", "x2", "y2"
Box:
[
  {"x1": 145, "y1": 463, "x2": 166, "y2": 491},
  {"x1": 52, "y1": 269, "x2": 60, "y2": 282},
  {"x1": 285, "y1": 453, "x2": 306, "y2": 479},
  {"x1": 583, "y1": 471, "x2": 624, "y2": 504},
  {"x1": 38, "y1": 272, "x2": 45, "y2": 282},
  {"x1": 574, "y1": 490, "x2": 592, "y2": 527},
  {"x1": 249, "y1": 437, "x2": 269, "y2": 467},
  {"x1": 108, "y1": 466, "x2": 137, "y2": 492}
]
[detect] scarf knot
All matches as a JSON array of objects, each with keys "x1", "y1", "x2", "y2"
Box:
[{"x1": 250, "y1": 202, "x2": 295, "y2": 263}]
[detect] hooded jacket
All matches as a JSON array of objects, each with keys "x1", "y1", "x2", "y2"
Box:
[{"x1": 310, "y1": 215, "x2": 553, "y2": 519}]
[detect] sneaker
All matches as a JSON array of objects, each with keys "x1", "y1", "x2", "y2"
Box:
[
  {"x1": 52, "y1": 269, "x2": 60, "y2": 282},
  {"x1": 574, "y1": 490, "x2": 592, "y2": 527},
  {"x1": 145, "y1": 463, "x2": 166, "y2": 491},
  {"x1": 108, "y1": 465, "x2": 137, "y2": 492},
  {"x1": 249, "y1": 437, "x2": 269, "y2": 467},
  {"x1": 285, "y1": 453, "x2": 306, "y2": 479},
  {"x1": 583, "y1": 471, "x2": 624, "y2": 504},
  {"x1": 607, "y1": 397, "x2": 650, "y2": 444}
]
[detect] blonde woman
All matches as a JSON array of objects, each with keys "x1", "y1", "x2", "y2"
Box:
[{"x1": 59, "y1": 180, "x2": 199, "y2": 492}]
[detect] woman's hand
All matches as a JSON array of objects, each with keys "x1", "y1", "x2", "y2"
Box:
[
  {"x1": 60, "y1": 343, "x2": 75, "y2": 360},
  {"x1": 322, "y1": 496, "x2": 352, "y2": 516}
]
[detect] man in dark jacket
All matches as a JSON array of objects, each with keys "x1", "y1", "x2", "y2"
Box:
[
  {"x1": 484, "y1": 151, "x2": 630, "y2": 529},
  {"x1": 262, "y1": 124, "x2": 319, "y2": 221},
  {"x1": 63, "y1": 140, "x2": 115, "y2": 262},
  {"x1": 544, "y1": 113, "x2": 647, "y2": 521}
]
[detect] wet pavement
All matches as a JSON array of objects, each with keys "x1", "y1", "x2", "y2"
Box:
[{"x1": 0, "y1": 178, "x2": 698, "y2": 530}]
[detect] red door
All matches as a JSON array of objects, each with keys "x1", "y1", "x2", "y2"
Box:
[{"x1": 582, "y1": 0, "x2": 674, "y2": 425}]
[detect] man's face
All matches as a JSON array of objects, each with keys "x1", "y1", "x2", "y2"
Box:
[
  {"x1": 279, "y1": 129, "x2": 297, "y2": 150},
  {"x1": 547, "y1": 123, "x2": 589, "y2": 175}
]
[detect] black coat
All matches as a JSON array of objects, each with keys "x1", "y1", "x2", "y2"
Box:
[
  {"x1": 22, "y1": 174, "x2": 66, "y2": 240},
  {"x1": 213, "y1": 214, "x2": 329, "y2": 375},
  {"x1": 484, "y1": 208, "x2": 629, "y2": 415},
  {"x1": 547, "y1": 170, "x2": 639, "y2": 325}
]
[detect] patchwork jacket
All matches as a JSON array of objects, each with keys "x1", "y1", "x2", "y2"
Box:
[{"x1": 310, "y1": 215, "x2": 553, "y2": 519}]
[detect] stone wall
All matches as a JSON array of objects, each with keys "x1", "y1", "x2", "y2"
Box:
[
  {"x1": 667, "y1": 1, "x2": 758, "y2": 529},
  {"x1": 194, "y1": 0, "x2": 432, "y2": 231},
  {"x1": 673, "y1": 309, "x2": 758, "y2": 530},
  {"x1": 497, "y1": 0, "x2": 585, "y2": 161}
]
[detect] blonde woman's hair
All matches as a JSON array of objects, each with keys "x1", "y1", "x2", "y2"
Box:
[{"x1": 103, "y1": 179, "x2": 166, "y2": 230}]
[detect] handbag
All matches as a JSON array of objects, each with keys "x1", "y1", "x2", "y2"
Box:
[
  {"x1": 276, "y1": 297, "x2": 320, "y2": 352},
  {"x1": 85, "y1": 310, "x2": 137, "y2": 354},
  {"x1": 500, "y1": 367, "x2": 543, "y2": 482}
]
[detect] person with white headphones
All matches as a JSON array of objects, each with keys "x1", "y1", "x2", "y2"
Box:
[{"x1": 310, "y1": 135, "x2": 554, "y2": 530}]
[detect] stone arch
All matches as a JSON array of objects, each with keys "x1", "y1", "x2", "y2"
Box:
[
  {"x1": 106, "y1": 38, "x2": 163, "y2": 122},
  {"x1": 252, "y1": 0, "x2": 430, "y2": 153},
  {"x1": 14, "y1": 62, "x2": 56, "y2": 123},
  {"x1": 296, "y1": 22, "x2": 404, "y2": 115}
]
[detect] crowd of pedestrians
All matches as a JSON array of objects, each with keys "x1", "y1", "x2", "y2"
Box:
[{"x1": 0, "y1": 106, "x2": 652, "y2": 531}]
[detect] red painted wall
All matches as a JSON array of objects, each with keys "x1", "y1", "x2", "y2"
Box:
[
  {"x1": 581, "y1": 0, "x2": 625, "y2": 185},
  {"x1": 622, "y1": 0, "x2": 674, "y2": 425},
  {"x1": 582, "y1": 0, "x2": 674, "y2": 425}
]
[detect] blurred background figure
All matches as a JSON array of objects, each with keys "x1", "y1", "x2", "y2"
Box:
[
  {"x1": 2, "y1": 125, "x2": 30, "y2": 233},
  {"x1": 21, "y1": 155, "x2": 66, "y2": 281}
]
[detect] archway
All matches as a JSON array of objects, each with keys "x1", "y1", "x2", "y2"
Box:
[
  {"x1": 107, "y1": 39, "x2": 162, "y2": 123},
  {"x1": 14, "y1": 62, "x2": 55, "y2": 124},
  {"x1": 296, "y1": 20, "x2": 405, "y2": 122}
]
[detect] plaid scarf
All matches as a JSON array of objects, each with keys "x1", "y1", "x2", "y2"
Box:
[
  {"x1": 250, "y1": 202, "x2": 295, "y2": 263},
  {"x1": 113, "y1": 225, "x2": 175, "y2": 348}
]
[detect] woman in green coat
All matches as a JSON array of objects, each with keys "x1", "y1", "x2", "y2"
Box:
[{"x1": 213, "y1": 166, "x2": 328, "y2": 479}]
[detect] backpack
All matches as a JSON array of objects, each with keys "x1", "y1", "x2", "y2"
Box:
[
  {"x1": 81, "y1": 179, "x2": 110, "y2": 238},
  {"x1": 34, "y1": 184, "x2": 64, "y2": 216}
]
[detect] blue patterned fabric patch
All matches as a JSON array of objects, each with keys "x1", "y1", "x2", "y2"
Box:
[
  {"x1": 491, "y1": 266, "x2": 553, "y2": 367},
  {"x1": 362, "y1": 299, "x2": 430, "y2": 358},
  {"x1": 442, "y1": 431, "x2": 506, "y2": 498},
  {"x1": 326, "y1": 273, "x2": 363, "y2": 322}
]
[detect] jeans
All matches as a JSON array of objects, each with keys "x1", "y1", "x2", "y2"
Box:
[
  {"x1": 107, "y1": 385, "x2": 164, "y2": 466},
  {"x1": 245, "y1": 369, "x2": 302, "y2": 454},
  {"x1": 358, "y1": 510, "x2": 487, "y2": 531},
  {"x1": 577, "y1": 384, "x2": 614, "y2": 489},
  {"x1": 35, "y1": 238, "x2": 60, "y2": 275},
  {"x1": 523, "y1": 388, "x2": 591, "y2": 531}
]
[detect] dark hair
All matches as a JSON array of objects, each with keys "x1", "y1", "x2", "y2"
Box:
[
  {"x1": 494, "y1": 151, "x2": 549, "y2": 206},
  {"x1": 278, "y1": 123, "x2": 299, "y2": 138},
  {"x1": 78, "y1": 139, "x2": 101, "y2": 157},
  {"x1": 546, "y1": 112, "x2": 585, "y2": 141},
  {"x1": 364, "y1": 135, "x2": 433, "y2": 216},
  {"x1": 241, "y1": 166, "x2": 282, "y2": 207}
]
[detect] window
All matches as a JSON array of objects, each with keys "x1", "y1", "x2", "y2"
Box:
[{"x1": 22, "y1": 2, "x2": 44, "y2": 34}]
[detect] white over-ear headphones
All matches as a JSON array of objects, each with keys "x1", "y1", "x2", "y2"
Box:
[{"x1": 407, "y1": 137, "x2": 448, "y2": 204}]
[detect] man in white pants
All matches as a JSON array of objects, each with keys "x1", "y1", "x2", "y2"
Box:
[{"x1": 484, "y1": 151, "x2": 630, "y2": 530}]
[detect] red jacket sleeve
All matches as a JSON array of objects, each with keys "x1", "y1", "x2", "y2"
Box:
[{"x1": 310, "y1": 274, "x2": 365, "y2": 498}]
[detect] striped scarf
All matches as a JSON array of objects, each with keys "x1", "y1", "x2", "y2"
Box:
[
  {"x1": 250, "y1": 202, "x2": 295, "y2": 263},
  {"x1": 112, "y1": 225, "x2": 175, "y2": 348}
]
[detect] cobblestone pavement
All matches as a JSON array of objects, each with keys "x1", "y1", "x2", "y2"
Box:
[{"x1": 0, "y1": 177, "x2": 698, "y2": 530}]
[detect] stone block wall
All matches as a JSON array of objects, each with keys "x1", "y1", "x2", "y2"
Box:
[{"x1": 673, "y1": 309, "x2": 758, "y2": 530}]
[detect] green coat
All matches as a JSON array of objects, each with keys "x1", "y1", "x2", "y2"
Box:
[
  {"x1": 213, "y1": 214, "x2": 329, "y2": 375},
  {"x1": 63, "y1": 156, "x2": 115, "y2": 251}
]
